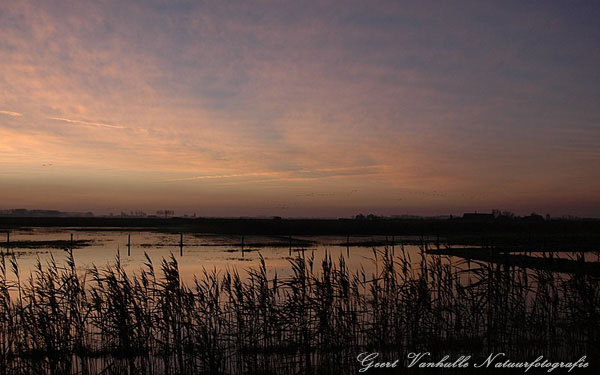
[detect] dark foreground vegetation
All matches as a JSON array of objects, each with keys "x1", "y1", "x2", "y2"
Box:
[{"x1": 1, "y1": 245, "x2": 598, "y2": 375}]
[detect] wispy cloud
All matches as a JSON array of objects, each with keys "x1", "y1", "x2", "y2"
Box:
[
  {"x1": 164, "y1": 172, "x2": 277, "y2": 182},
  {"x1": 164, "y1": 166, "x2": 383, "y2": 184},
  {"x1": 48, "y1": 117, "x2": 126, "y2": 129},
  {"x1": 0, "y1": 110, "x2": 22, "y2": 117}
]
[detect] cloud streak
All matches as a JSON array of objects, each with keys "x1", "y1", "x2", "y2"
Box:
[
  {"x1": 48, "y1": 117, "x2": 126, "y2": 129},
  {"x1": 163, "y1": 166, "x2": 383, "y2": 184},
  {"x1": 0, "y1": 110, "x2": 22, "y2": 117}
]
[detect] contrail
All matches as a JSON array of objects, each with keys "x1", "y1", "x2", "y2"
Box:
[
  {"x1": 0, "y1": 110, "x2": 22, "y2": 117},
  {"x1": 164, "y1": 172, "x2": 277, "y2": 182},
  {"x1": 48, "y1": 117, "x2": 125, "y2": 129},
  {"x1": 164, "y1": 165, "x2": 384, "y2": 183}
]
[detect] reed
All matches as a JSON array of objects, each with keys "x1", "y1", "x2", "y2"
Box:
[{"x1": 0, "y1": 246, "x2": 598, "y2": 374}]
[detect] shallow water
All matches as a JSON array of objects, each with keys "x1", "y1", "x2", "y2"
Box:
[
  {"x1": 2, "y1": 228, "x2": 597, "y2": 285},
  {"x1": 1, "y1": 228, "x2": 430, "y2": 283}
]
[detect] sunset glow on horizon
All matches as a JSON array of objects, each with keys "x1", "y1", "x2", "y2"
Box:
[{"x1": 1, "y1": 1, "x2": 599, "y2": 217}]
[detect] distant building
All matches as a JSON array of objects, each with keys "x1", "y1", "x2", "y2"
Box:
[
  {"x1": 523, "y1": 213, "x2": 545, "y2": 222},
  {"x1": 462, "y1": 212, "x2": 495, "y2": 222}
]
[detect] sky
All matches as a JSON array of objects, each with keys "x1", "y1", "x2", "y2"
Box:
[{"x1": 1, "y1": 0, "x2": 599, "y2": 217}]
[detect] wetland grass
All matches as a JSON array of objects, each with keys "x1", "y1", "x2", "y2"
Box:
[{"x1": 0, "y1": 247, "x2": 598, "y2": 374}]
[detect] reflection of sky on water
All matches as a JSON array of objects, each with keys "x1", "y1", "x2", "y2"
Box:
[
  {"x1": 2, "y1": 228, "x2": 598, "y2": 286},
  {"x1": 2, "y1": 228, "x2": 427, "y2": 283}
]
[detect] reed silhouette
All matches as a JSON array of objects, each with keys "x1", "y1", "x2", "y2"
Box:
[{"x1": 0, "y1": 246, "x2": 598, "y2": 374}]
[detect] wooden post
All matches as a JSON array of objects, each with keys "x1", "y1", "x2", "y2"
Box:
[
  {"x1": 179, "y1": 233, "x2": 183, "y2": 256},
  {"x1": 241, "y1": 235, "x2": 245, "y2": 256},
  {"x1": 127, "y1": 234, "x2": 131, "y2": 257},
  {"x1": 70, "y1": 233, "x2": 74, "y2": 250},
  {"x1": 346, "y1": 234, "x2": 350, "y2": 256}
]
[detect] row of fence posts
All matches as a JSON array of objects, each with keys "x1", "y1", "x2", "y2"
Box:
[
  {"x1": 0, "y1": 229, "x2": 188, "y2": 259},
  {"x1": 2, "y1": 230, "x2": 76, "y2": 254},
  {"x1": 3, "y1": 231, "x2": 188, "y2": 257},
  {"x1": 2, "y1": 230, "x2": 443, "y2": 258},
  {"x1": 242, "y1": 234, "x2": 424, "y2": 258},
  {"x1": 1, "y1": 231, "x2": 404, "y2": 256}
]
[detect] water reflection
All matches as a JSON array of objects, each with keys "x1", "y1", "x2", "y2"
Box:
[{"x1": 2, "y1": 228, "x2": 433, "y2": 283}]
